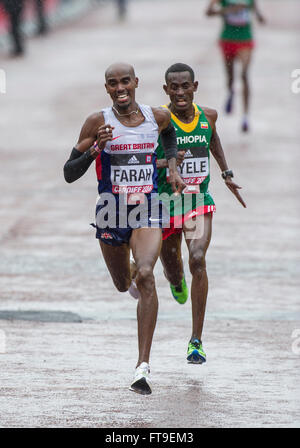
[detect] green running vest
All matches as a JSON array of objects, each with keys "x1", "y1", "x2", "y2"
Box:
[
  {"x1": 156, "y1": 104, "x2": 215, "y2": 218},
  {"x1": 220, "y1": 0, "x2": 254, "y2": 42}
]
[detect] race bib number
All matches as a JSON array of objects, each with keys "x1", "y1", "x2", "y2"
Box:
[
  {"x1": 183, "y1": 185, "x2": 200, "y2": 194},
  {"x1": 110, "y1": 153, "x2": 154, "y2": 194},
  {"x1": 225, "y1": 9, "x2": 251, "y2": 26},
  {"x1": 167, "y1": 147, "x2": 209, "y2": 185}
]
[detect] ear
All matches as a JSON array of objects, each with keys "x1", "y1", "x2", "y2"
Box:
[
  {"x1": 193, "y1": 81, "x2": 199, "y2": 92},
  {"x1": 135, "y1": 77, "x2": 139, "y2": 88},
  {"x1": 163, "y1": 84, "x2": 169, "y2": 95}
]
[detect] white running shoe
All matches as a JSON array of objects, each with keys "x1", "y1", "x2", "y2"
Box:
[
  {"x1": 130, "y1": 362, "x2": 152, "y2": 395},
  {"x1": 128, "y1": 279, "x2": 140, "y2": 300}
]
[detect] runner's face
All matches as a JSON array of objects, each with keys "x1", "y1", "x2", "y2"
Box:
[
  {"x1": 105, "y1": 70, "x2": 138, "y2": 109},
  {"x1": 164, "y1": 71, "x2": 198, "y2": 112}
]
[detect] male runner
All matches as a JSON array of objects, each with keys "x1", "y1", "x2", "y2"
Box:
[
  {"x1": 116, "y1": 0, "x2": 126, "y2": 20},
  {"x1": 206, "y1": 0, "x2": 266, "y2": 132},
  {"x1": 63, "y1": 63, "x2": 185, "y2": 395},
  {"x1": 34, "y1": 0, "x2": 48, "y2": 36},
  {"x1": 156, "y1": 63, "x2": 246, "y2": 364},
  {"x1": 2, "y1": 0, "x2": 25, "y2": 56}
]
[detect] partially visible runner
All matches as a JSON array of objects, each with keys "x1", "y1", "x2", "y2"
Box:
[
  {"x1": 34, "y1": 0, "x2": 49, "y2": 36},
  {"x1": 63, "y1": 63, "x2": 185, "y2": 395},
  {"x1": 156, "y1": 63, "x2": 246, "y2": 364},
  {"x1": 116, "y1": 0, "x2": 126, "y2": 20},
  {"x1": 2, "y1": 0, "x2": 25, "y2": 56},
  {"x1": 206, "y1": 0, "x2": 266, "y2": 132}
]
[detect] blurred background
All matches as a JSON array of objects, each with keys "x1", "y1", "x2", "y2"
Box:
[{"x1": 0, "y1": 1, "x2": 126, "y2": 55}]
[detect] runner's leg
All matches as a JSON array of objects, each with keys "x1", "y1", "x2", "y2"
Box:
[
  {"x1": 184, "y1": 213, "x2": 212, "y2": 340},
  {"x1": 130, "y1": 227, "x2": 162, "y2": 366},
  {"x1": 160, "y1": 232, "x2": 184, "y2": 287},
  {"x1": 99, "y1": 241, "x2": 131, "y2": 292},
  {"x1": 223, "y1": 53, "x2": 235, "y2": 113},
  {"x1": 8, "y1": 2, "x2": 24, "y2": 55},
  {"x1": 238, "y1": 47, "x2": 252, "y2": 130},
  {"x1": 225, "y1": 55, "x2": 234, "y2": 92},
  {"x1": 35, "y1": 0, "x2": 48, "y2": 35}
]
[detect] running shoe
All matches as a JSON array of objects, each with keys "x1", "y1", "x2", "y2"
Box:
[
  {"x1": 225, "y1": 91, "x2": 234, "y2": 114},
  {"x1": 170, "y1": 276, "x2": 188, "y2": 305},
  {"x1": 241, "y1": 118, "x2": 249, "y2": 133},
  {"x1": 130, "y1": 362, "x2": 152, "y2": 395},
  {"x1": 187, "y1": 338, "x2": 206, "y2": 364},
  {"x1": 128, "y1": 279, "x2": 140, "y2": 300}
]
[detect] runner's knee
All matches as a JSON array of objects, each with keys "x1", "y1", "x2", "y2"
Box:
[
  {"x1": 189, "y1": 251, "x2": 206, "y2": 276},
  {"x1": 136, "y1": 265, "x2": 155, "y2": 290},
  {"x1": 113, "y1": 277, "x2": 131, "y2": 293}
]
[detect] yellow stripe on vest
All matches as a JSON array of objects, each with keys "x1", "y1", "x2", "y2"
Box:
[{"x1": 162, "y1": 104, "x2": 201, "y2": 133}]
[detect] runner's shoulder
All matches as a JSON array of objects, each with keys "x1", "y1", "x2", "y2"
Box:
[
  {"x1": 83, "y1": 111, "x2": 105, "y2": 130},
  {"x1": 77, "y1": 112, "x2": 104, "y2": 146},
  {"x1": 152, "y1": 106, "x2": 171, "y2": 128},
  {"x1": 199, "y1": 106, "x2": 218, "y2": 126}
]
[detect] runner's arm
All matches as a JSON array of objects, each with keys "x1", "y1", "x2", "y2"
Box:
[
  {"x1": 157, "y1": 115, "x2": 177, "y2": 161},
  {"x1": 253, "y1": 0, "x2": 266, "y2": 23},
  {"x1": 153, "y1": 107, "x2": 186, "y2": 194},
  {"x1": 206, "y1": 0, "x2": 236, "y2": 16},
  {"x1": 208, "y1": 110, "x2": 247, "y2": 208},
  {"x1": 64, "y1": 112, "x2": 113, "y2": 183},
  {"x1": 206, "y1": 0, "x2": 248, "y2": 16},
  {"x1": 206, "y1": 0, "x2": 222, "y2": 16},
  {"x1": 205, "y1": 108, "x2": 228, "y2": 172},
  {"x1": 156, "y1": 151, "x2": 185, "y2": 169},
  {"x1": 64, "y1": 147, "x2": 96, "y2": 183}
]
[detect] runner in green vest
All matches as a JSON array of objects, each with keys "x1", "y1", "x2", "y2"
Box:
[
  {"x1": 206, "y1": 0, "x2": 266, "y2": 132},
  {"x1": 156, "y1": 63, "x2": 246, "y2": 364}
]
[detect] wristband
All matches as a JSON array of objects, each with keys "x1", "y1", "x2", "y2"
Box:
[
  {"x1": 93, "y1": 141, "x2": 101, "y2": 153},
  {"x1": 221, "y1": 169, "x2": 234, "y2": 180}
]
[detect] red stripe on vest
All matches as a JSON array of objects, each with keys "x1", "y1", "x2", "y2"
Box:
[{"x1": 95, "y1": 154, "x2": 102, "y2": 180}]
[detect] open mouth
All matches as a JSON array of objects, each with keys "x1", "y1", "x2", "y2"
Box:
[
  {"x1": 176, "y1": 98, "x2": 188, "y2": 107},
  {"x1": 116, "y1": 93, "x2": 130, "y2": 104}
]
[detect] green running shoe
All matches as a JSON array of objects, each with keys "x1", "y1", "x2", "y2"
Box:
[
  {"x1": 187, "y1": 338, "x2": 206, "y2": 364},
  {"x1": 170, "y1": 276, "x2": 188, "y2": 305}
]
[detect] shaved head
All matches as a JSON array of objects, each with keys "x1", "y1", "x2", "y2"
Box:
[
  {"x1": 105, "y1": 62, "x2": 136, "y2": 80},
  {"x1": 104, "y1": 62, "x2": 139, "y2": 110}
]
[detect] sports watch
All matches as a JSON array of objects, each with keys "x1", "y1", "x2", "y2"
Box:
[{"x1": 221, "y1": 170, "x2": 234, "y2": 180}]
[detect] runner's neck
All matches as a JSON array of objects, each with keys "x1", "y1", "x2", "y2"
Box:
[
  {"x1": 112, "y1": 102, "x2": 145, "y2": 127},
  {"x1": 169, "y1": 104, "x2": 195, "y2": 124}
]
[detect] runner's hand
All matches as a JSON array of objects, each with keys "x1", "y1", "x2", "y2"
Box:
[
  {"x1": 96, "y1": 124, "x2": 115, "y2": 151},
  {"x1": 169, "y1": 170, "x2": 186, "y2": 195},
  {"x1": 225, "y1": 178, "x2": 247, "y2": 208},
  {"x1": 257, "y1": 13, "x2": 266, "y2": 24}
]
